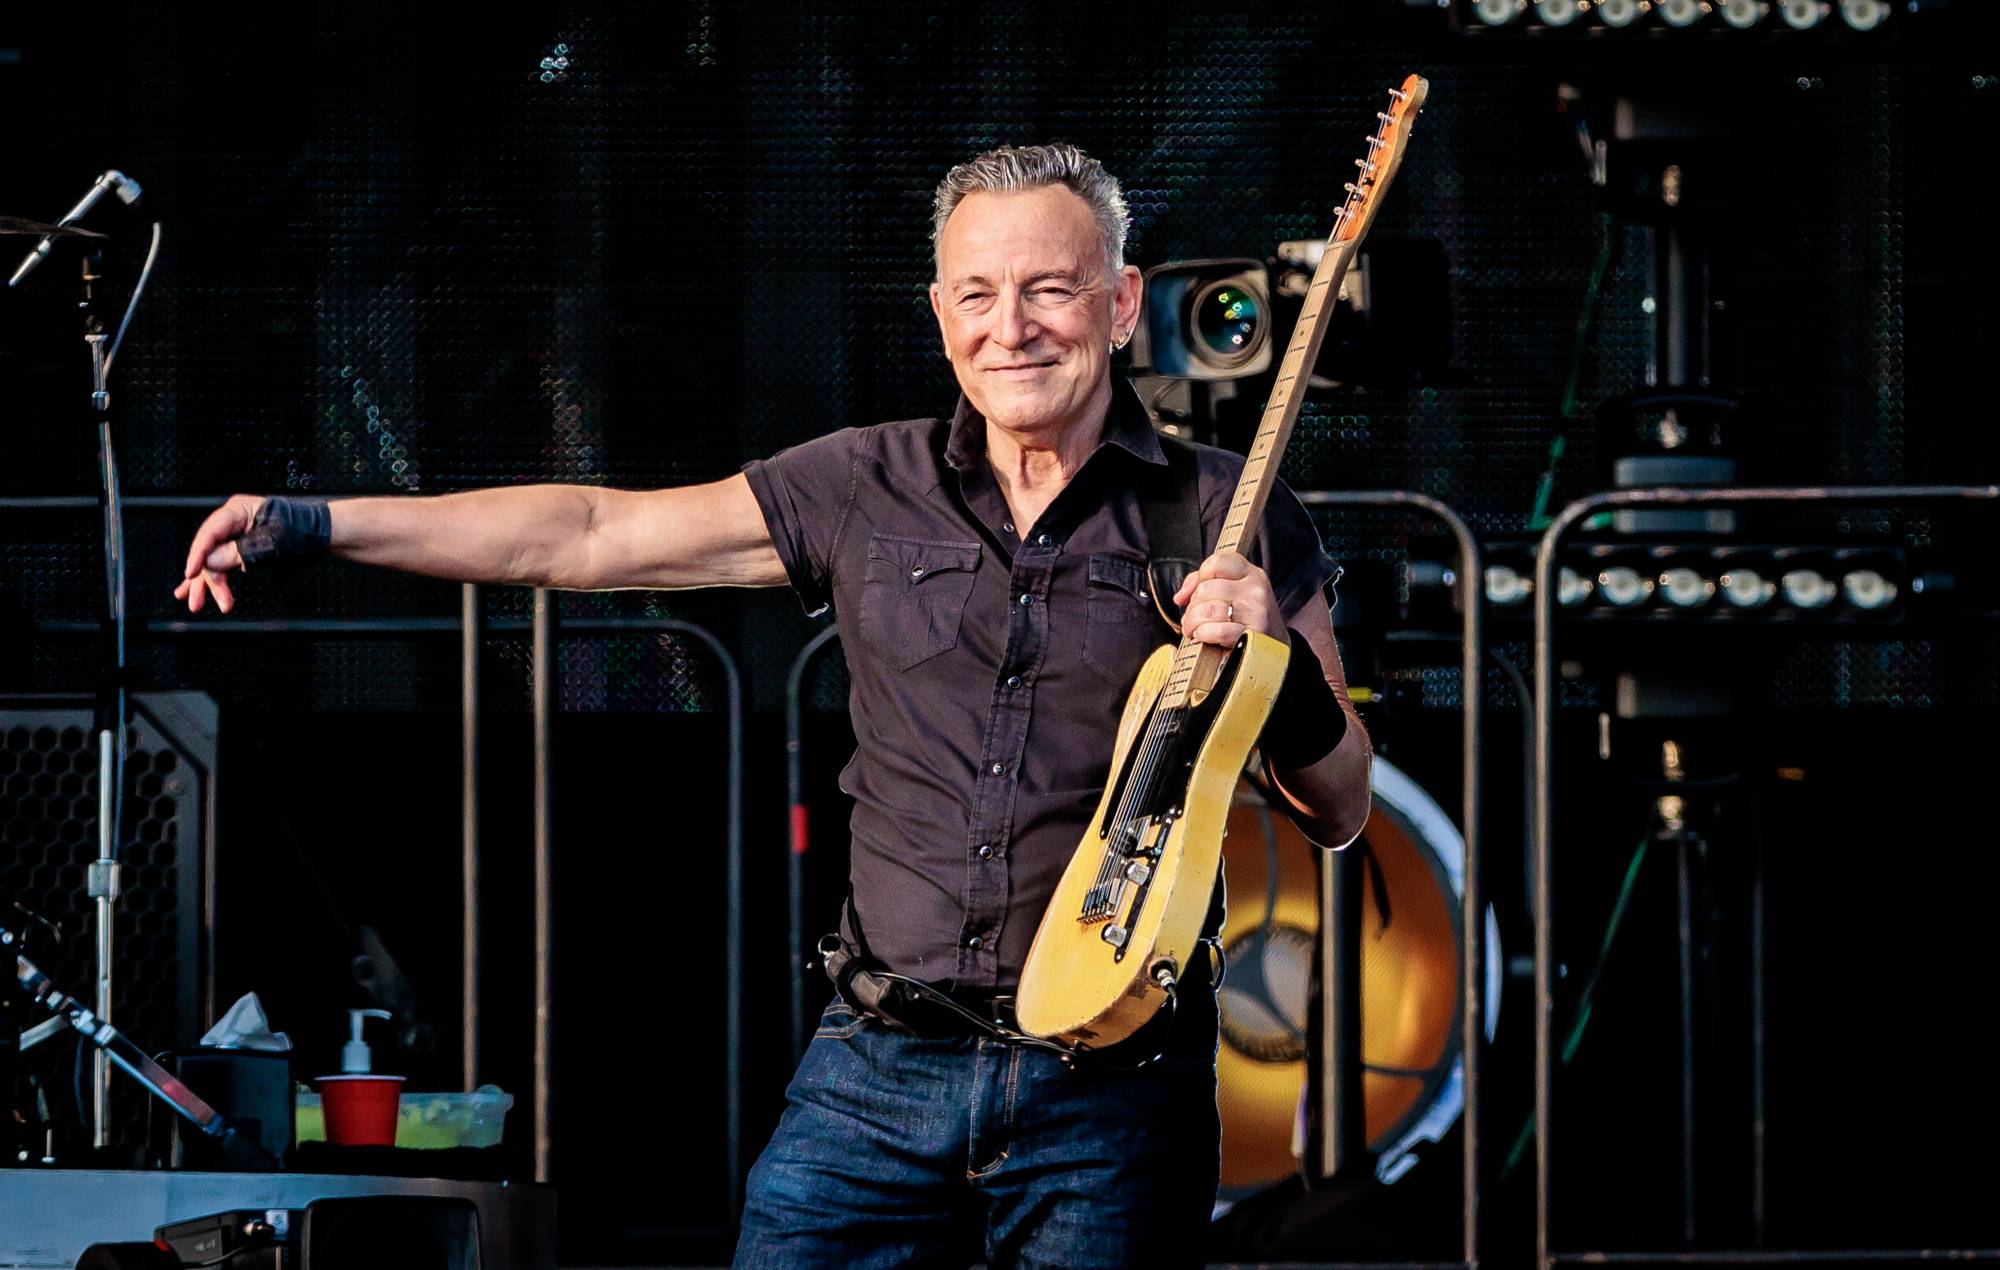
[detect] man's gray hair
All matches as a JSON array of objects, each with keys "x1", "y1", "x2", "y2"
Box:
[{"x1": 931, "y1": 143, "x2": 1130, "y2": 279}]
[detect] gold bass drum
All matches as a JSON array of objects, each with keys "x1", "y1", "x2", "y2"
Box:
[{"x1": 1215, "y1": 756, "x2": 1500, "y2": 1195}]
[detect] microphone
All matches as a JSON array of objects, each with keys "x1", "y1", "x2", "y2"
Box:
[{"x1": 7, "y1": 170, "x2": 142, "y2": 288}]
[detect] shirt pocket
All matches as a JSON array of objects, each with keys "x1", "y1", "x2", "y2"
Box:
[
  {"x1": 860, "y1": 534, "x2": 982, "y2": 672},
  {"x1": 1083, "y1": 553, "x2": 1166, "y2": 680}
]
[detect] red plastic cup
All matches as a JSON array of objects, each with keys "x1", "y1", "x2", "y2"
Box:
[{"x1": 317, "y1": 1074, "x2": 404, "y2": 1146}]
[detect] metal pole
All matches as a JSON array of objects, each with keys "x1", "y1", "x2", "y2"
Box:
[
  {"x1": 1531, "y1": 483, "x2": 1999, "y2": 1270},
  {"x1": 461, "y1": 583, "x2": 482, "y2": 1092},
  {"x1": 1318, "y1": 844, "x2": 1367, "y2": 1179},
  {"x1": 783, "y1": 624, "x2": 843, "y2": 1064},
  {"x1": 1297, "y1": 489, "x2": 1484, "y2": 1268},
  {"x1": 532, "y1": 588, "x2": 554, "y2": 1184},
  {"x1": 642, "y1": 622, "x2": 747, "y2": 1230},
  {"x1": 92, "y1": 727, "x2": 114, "y2": 1149}
]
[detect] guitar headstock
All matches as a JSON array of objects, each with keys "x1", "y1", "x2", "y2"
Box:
[{"x1": 1333, "y1": 74, "x2": 1428, "y2": 245}]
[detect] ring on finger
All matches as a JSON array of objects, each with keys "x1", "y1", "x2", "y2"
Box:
[{"x1": 1226, "y1": 602, "x2": 1234, "y2": 622}]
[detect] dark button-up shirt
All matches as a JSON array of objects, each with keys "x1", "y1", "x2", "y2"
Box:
[{"x1": 743, "y1": 376, "x2": 1339, "y2": 990}]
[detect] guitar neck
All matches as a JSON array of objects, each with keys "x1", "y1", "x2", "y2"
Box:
[
  {"x1": 1155, "y1": 73, "x2": 1426, "y2": 713},
  {"x1": 1216, "y1": 232, "x2": 1360, "y2": 561},
  {"x1": 1159, "y1": 231, "x2": 1362, "y2": 711}
]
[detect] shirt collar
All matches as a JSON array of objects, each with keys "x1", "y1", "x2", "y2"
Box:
[{"x1": 943, "y1": 374, "x2": 1167, "y2": 475}]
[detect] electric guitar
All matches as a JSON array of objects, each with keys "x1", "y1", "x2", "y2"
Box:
[{"x1": 1015, "y1": 75, "x2": 1429, "y2": 1049}]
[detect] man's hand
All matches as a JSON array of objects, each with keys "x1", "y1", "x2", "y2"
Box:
[
  {"x1": 1171, "y1": 549, "x2": 1287, "y2": 647},
  {"x1": 174, "y1": 493, "x2": 268, "y2": 614}
]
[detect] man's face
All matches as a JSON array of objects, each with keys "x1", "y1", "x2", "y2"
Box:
[{"x1": 929, "y1": 185, "x2": 1142, "y2": 442}]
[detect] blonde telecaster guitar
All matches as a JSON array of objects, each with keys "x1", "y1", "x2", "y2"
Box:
[{"x1": 1016, "y1": 75, "x2": 1429, "y2": 1049}]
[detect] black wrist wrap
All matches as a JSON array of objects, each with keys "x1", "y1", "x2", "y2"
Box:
[
  {"x1": 1260, "y1": 627, "x2": 1347, "y2": 771},
  {"x1": 237, "y1": 496, "x2": 332, "y2": 568}
]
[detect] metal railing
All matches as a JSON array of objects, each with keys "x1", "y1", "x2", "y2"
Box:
[
  {"x1": 3, "y1": 495, "x2": 748, "y2": 1227},
  {"x1": 1529, "y1": 483, "x2": 2000, "y2": 1270}
]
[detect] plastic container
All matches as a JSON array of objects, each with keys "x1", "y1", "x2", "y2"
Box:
[
  {"x1": 296, "y1": 1084, "x2": 514, "y2": 1149},
  {"x1": 317, "y1": 1074, "x2": 404, "y2": 1145}
]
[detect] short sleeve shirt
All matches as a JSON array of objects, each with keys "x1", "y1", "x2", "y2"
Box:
[{"x1": 742, "y1": 375, "x2": 1340, "y2": 990}]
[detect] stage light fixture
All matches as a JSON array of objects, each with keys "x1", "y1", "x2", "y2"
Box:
[
  {"x1": 1558, "y1": 566, "x2": 1593, "y2": 608},
  {"x1": 1719, "y1": 567, "x2": 1775, "y2": 609},
  {"x1": 1598, "y1": 565, "x2": 1653, "y2": 608},
  {"x1": 1781, "y1": 567, "x2": 1837, "y2": 609},
  {"x1": 1485, "y1": 564, "x2": 1533, "y2": 606},
  {"x1": 1537, "y1": 0, "x2": 1584, "y2": 25},
  {"x1": 1474, "y1": 0, "x2": 1528, "y2": 23},
  {"x1": 1842, "y1": 568, "x2": 1898, "y2": 610},
  {"x1": 1778, "y1": 0, "x2": 1828, "y2": 29},
  {"x1": 1658, "y1": 566, "x2": 1715, "y2": 608},
  {"x1": 1596, "y1": 0, "x2": 1644, "y2": 26},
  {"x1": 1718, "y1": 0, "x2": 1769, "y2": 26},
  {"x1": 1659, "y1": 0, "x2": 1706, "y2": 26},
  {"x1": 1837, "y1": 0, "x2": 1889, "y2": 30}
]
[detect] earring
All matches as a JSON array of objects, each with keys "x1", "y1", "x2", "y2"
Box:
[{"x1": 1110, "y1": 331, "x2": 1129, "y2": 353}]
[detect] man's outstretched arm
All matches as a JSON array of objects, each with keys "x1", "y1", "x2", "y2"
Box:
[{"x1": 175, "y1": 474, "x2": 787, "y2": 612}]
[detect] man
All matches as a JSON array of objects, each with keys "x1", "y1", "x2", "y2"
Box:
[{"x1": 177, "y1": 143, "x2": 1370, "y2": 1268}]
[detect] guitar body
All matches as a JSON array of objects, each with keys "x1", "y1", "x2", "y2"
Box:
[{"x1": 1016, "y1": 630, "x2": 1289, "y2": 1046}]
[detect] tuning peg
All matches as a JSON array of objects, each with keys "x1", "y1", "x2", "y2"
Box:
[{"x1": 1355, "y1": 157, "x2": 1378, "y2": 174}]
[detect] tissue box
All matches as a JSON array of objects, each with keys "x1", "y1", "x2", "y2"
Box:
[{"x1": 295, "y1": 1084, "x2": 513, "y2": 1149}]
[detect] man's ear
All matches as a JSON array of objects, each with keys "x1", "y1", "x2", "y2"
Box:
[
  {"x1": 1113, "y1": 263, "x2": 1142, "y2": 334},
  {"x1": 929, "y1": 281, "x2": 949, "y2": 354}
]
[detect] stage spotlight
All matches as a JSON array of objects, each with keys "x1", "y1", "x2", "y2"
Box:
[
  {"x1": 1659, "y1": 0, "x2": 1706, "y2": 26},
  {"x1": 1485, "y1": 565, "x2": 1533, "y2": 606},
  {"x1": 1598, "y1": 565, "x2": 1653, "y2": 608},
  {"x1": 1718, "y1": 0, "x2": 1769, "y2": 26},
  {"x1": 1719, "y1": 567, "x2": 1775, "y2": 609},
  {"x1": 1558, "y1": 566, "x2": 1593, "y2": 608},
  {"x1": 1537, "y1": 0, "x2": 1584, "y2": 25},
  {"x1": 1474, "y1": 0, "x2": 1527, "y2": 23},
  {"x1": 1837, "y1": 0, "x2": 1889, "y2": 30},
  {"x1": 1596, "y1": 0, "x2": 1644, "y2": 26},
  {"x1": 1842, "y1": 568, "x2": 1898, "y2": 610},
  {"x1": 1781, "y1": 567, "x2": 1837, "y2": 609},
  {"x1": 1658, "y1": 566, "x2": 1715, "y2": 609},
  {"x1": 1778, "y1": 0, "x2": 1828, "y2": 29}
]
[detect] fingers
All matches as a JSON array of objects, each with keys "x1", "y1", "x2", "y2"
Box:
[
  {"x1": 181, "y1": 495, "x2": 260, "y2": 582},
  {"x1": 173, "y1": 570, "x2": 236, "y2": 614},
  {"x1": 1175, "y1": 551, "x2": 1284, "y2": 643},
  {"x1": 1185, "y1": 597, "x2": 1250, "y2": 647},
  {"x1": 177, "y1": 495, "x2": 260, "y2": 615},
  {"x1": 1171, "y1": 550, "x2": 1254, "y2": 608}
]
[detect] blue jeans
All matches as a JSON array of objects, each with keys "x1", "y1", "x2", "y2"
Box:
[{"x1": 733, "y1": 992, "x2": 1222, "y2": 1269}]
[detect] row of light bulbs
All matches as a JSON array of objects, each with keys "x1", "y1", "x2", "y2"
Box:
[
  {"x1": 1469, "y1": 0, "x2": 1893, "y2": 31},
  {"x1": 1483, "y1": 561, "x2": 1902, "y2": 612}
]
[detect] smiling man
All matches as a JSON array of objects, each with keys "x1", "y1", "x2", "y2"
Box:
[{"x1": 176, "y1": 143, "x2": 1369, "y2": 1268}]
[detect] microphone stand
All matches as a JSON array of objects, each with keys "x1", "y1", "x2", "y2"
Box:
[{"x1": 80, "y1": 244, "x2": 130, "y2": 1153}]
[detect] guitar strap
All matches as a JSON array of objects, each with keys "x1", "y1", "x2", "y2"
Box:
[{"x1": 1139, "y1": 430, "x2": 1205, "y2": 639}]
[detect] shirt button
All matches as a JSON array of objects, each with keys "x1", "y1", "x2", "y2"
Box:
[
  {"x1": 966, "y1": 934, "x2": 984, "y2": 950},
  {"x1": 990, "y1": 762, "x2": 1005, "y2": 776},
  {"x1": 1005, "y1": 675, "x2": 1022, "y2": 689},
  {"x1": 1003, "y1": 521, "x2": 1015, "y2": 533},
  {"x1": 978, "y1": 844, "x2": 995, "y2": 860},
  {"x1": 910, "y1": 566, "x2": 924, "y2": 578},
  {"x1": 1018, "y1": 593, "x2": 1034, "y2": 607},
  {"x1": 1036, "y1": 532, "x2": 1051, "y2": 546}
]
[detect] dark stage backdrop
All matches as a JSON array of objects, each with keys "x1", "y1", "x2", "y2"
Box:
[{"x1": 2, "y1": 2, "x2": 1995, "y2": 1262}]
